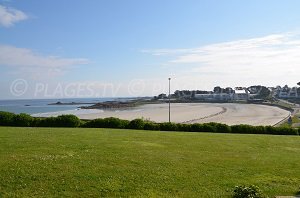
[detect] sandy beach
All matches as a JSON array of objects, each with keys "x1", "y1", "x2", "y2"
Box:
[{"x1": 32, "y1": 103, "x2": 290, "y2": 126}]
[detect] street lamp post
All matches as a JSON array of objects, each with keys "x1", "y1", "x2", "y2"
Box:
[{"x1": 168, "y1": 78, "x2": 171, "y2": 123}]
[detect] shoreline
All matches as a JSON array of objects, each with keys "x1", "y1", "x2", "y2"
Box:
[{"x1": 33, "y1": 103, "x2": 290, "y2": 126}]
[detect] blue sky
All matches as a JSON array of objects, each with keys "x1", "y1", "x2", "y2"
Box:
[{"x1": 1, "y1": 0, "x2": 300, "y2": 99}]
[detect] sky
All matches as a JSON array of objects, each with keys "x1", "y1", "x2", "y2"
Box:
[{"x1": 1, "y1": 0, "x2": 300, "y2": 99}]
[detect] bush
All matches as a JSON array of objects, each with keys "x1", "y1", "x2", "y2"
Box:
[
  {"x1": 265, "y1": 126, "x2": 277, "y2": 135},
  {"x1": 82, "y1": 117, "x2": 128, "y2": 129},
  {"x1": 231, "y1": 124, "x2": 253, "y2": 134},
  {"x1": 209, "y1": 122, "x2": 231, "y2": 133},
  {"x1": 202, "y1": 123, "x2": 217, "y2": 132},
  {"x1": 251, "y1": 126, "x2": 266, "y2": 134},
  {"x1": 265, "y1": 126, "x2": 299, "y2": 136},
  {"x1": 190, "y1": 123, "x2": 203, "y2": 132},
  {"x1": 37, "y1": 115, "x2": 81, "y2": 127},
  {"x1": 82, "y1": 118, "x2": 105, "y2": 128},
  {"x1": 159, "y1": 122, "x2": 178, "y2": 131},
  {"x1": 31, "y1": 117, "x2": 42, "y2": 127},
  {"x1": 37, "y1": 117, "x2": 56, "y2": 127},
  {"x1": 102, "y1": 117, "x2": 129, "y2": 129},
  {"x1": 56, "y1": 115, "x2": 81, "y2": 127},
  {"x1": 127, "y1": 118, "x2": 145, "y2": 130},
  {"x1": 144, "y1": 121, "x2": 160, "y2": 131},
  {"x1": 13, "y1": 113, "x2": 34, "y2": 127},
  {"x1": 233, "y1": 185, "x2": 265, "y2": 198},
  {"x1": 176, "y1": 123, "x2": 191, "y2": 132},
  {"x1": 281, "y1": 127, "x2": 299, "y2": 136},
  {"x1": 0, "y1": 111, "x2": 15, "y2": 126},
  {"x1": 189, "y1": 123, "x2": 216, "y2": 132}
]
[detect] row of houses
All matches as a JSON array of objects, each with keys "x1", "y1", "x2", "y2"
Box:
[
  {"x1": 155, "y1": 85, "x2": 300, "y2": 102},
  {"x1": 194, "y1": 89, "x2": 249, "y2": 102},
  {"x1": 177, "y1": 85, "x2": 300, "y2": 101},
  {"x1": 274, "y1": 86, "x2": 300, "y2": 99}
]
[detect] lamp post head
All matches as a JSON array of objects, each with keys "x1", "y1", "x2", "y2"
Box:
[{"x1": 168, "y1": 78, "x2": 171, "y2": 80}]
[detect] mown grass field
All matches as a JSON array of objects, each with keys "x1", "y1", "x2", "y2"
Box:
[{"x1": 0, "y1": 127, "x2": 299, "y2": 197}]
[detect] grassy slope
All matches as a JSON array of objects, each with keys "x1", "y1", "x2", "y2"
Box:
[
  {"x1": 281, "y1": 115, "x2": 300, "y2": 128},
  {"x1": 0, "y1": 127, "x2": 299, "y2": 197}
]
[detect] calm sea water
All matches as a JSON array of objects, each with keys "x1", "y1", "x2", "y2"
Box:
[{"x1": 0, "y1": 98, "x2": 133, "y2": 115}]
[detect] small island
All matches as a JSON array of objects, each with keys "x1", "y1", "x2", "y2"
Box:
[
  {"x1": 48, "y1": 101, "x2": 96, "y2": 105},
  {"x1": 80, "y1": 99, "x2": 161, "y2": 110}
]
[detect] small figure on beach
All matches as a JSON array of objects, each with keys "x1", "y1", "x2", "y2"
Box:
[{"x1": 287, "y1": 116, "x2": 293, "y2": 125}]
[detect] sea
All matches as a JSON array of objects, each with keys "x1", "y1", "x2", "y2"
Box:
[{"x1": 0, "y1": 98, "x2": 134, "y2": 115}]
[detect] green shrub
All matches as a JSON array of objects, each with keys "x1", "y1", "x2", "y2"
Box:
[
  {"x1": 231, "y1": 125, "x2": 254, "y2": 134},
  {"x1": 189, "y1": 123, "x2": 216, "y2": 132},
  {"x1": 102, "y1": 117, "x2": 129, "y2": 129},
  {"x1": 233, "y1": 185, "x2": 265, "y2": 198},
  {"x1": 56, "y1": 115, "x2": 81, "y2": 127},
  {"x1": 31, "y1": 117, "x2": 42, "y2": 127},
  {"x1": 82, "y1": 118, "x2": 105, "y2": 128},
  {"x1": 190, "y1": 123, "x2": 203, "y2": 132},
  {"x1": 127, "y1": 118, "x2": 145, "y2": 130},
  {"x1": 282, "y1": 127, "x2": 299, "y2": 136},
  {"x1": 202, "y1": 123, "x2": 217, "y2": 132},
  {"x1": 13, "y1": 113, "x2": 34, "y2": 127},
  {"x1": 159, "y1": 122, "x2": 178, "y2": 131},
  {"x1": 176, "y1": 123, "x2": 191, "y2": 132},
  {"x1": 209, "y1": 122, "x2": 231, "y2": 133},
  {"x1": 265, "y1": 126, "x2": 276, "y2": 135},
  {"x1": 252, "y1": 126, "x2": 266, "y2": 134},
  {"x1": 37, "y1": 117, "x2": 56, "y2": 127},
  {"x1": 143, "y1": 121, "x2": 160, "y2": 131},
  {"x1": 0, "y1": 111, "x2": 15, "y2": 126},
  {"x1": 265, "y1": 126, "x2": 299, "y2": 136},
  {"x1": 83, "y1": 117, "x2": 125, "y2": 128},
  {"x1": 37, "y1": 115, "x2": 81, "y2": 127}
]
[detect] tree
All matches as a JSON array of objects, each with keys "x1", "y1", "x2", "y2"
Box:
[
  {"x1": 174, "y1": 90, "x2": 181, "y2": 98},
  {"x1": 297, "y1": 82, "x2": 300, "y2": 86},
  {"x1": 213, "y1": 86, "x2": 221, "y2": 93},
  {"x1": 225, "y1": 87, "x2": 234, "y2": 94}
]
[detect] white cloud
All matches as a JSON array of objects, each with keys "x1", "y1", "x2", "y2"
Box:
[
  {"x1": 0, "y1": 5, "x2": 28, "y2": 27},
  {"x1": 143, "y1": 32, "x2": 300, "y2": 89},
  {"x1": 0, "y1": 44, "x2": 89, "y2": 78}
]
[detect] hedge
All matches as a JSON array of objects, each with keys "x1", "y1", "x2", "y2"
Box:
[
  {"x1": 13, "y1": 113, "x2": 34, "y2": 127},
  {"x1": 0, "y1": 111, "x2": 15, "y2": 126},
  {"x1": 82, "y1": 117, "x2": 129, "y2": 129},
  {"x1": 0, "y1": 111, "x2": 299, "y2": 136},
  {"x1": 35, "y1": 115, "x2": 81, "y2": 128}
]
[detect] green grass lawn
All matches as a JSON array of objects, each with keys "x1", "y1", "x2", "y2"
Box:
[{"x1": 0, "y1": 127, "x2": 299, "y2": 197}]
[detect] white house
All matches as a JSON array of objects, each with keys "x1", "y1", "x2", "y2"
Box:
[
  {"x1": 234, "y1": 89, "x2": 249, "y2": 101},
  {"x1": 194, "y1": 93, "x2": 233, "y2": 101},
  {"x1": 277, "y1": 86, "x2": 300, "y2": 98}
]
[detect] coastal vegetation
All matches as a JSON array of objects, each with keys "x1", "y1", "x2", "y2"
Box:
[
  {"x1": 0, "y1": 127, "x2": 299, "y2": 197},
  {"x1": 0, "y1": 111, "x2": 299, "y2": 136}
]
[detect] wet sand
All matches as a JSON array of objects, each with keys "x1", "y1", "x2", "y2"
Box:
[{"x1": 33, "y1": 103, "x2": 290, "y2": 126}]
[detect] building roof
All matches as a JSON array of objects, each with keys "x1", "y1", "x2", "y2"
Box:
[{"x1": 235, "y1": 90, "x2": 247, "y2": 94}]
